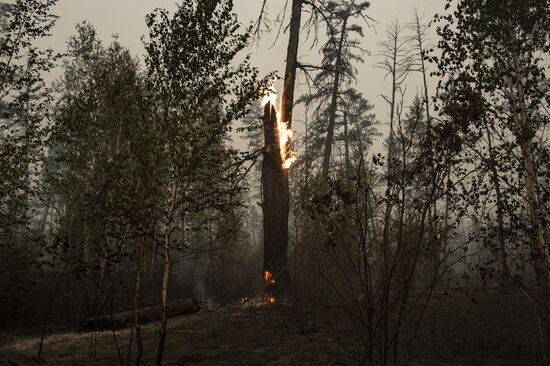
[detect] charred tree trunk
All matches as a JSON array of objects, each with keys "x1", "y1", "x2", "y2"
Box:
[
  {"x1": 280, "y1": 0, "x2": 302, "y2": 127},
  {"x1": 262, "y1": 103, "x2": 289, "y2": 301},
  {"x1": 260, "y1": 0, "x2": 301, "y2": 302}
]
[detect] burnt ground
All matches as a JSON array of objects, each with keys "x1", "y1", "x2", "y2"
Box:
[{"x1": 0, "y1": 288, "x2": 544, "y2": 366}]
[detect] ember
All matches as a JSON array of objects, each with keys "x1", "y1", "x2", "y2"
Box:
[{"x1": 264, "y1": 270, "x2": 276, "y2": 285}]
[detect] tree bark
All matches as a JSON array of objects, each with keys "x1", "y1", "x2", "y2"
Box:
[
  {"x1": 155, "y1": 228, "x2": 171, "y2": 366},
  {"x1": 343, "y1": 111, "x2": 350, "y2": 180},
  {"x1": 521, "y1": 138, "x2": 550, "y2": 278},
  {"x1": 506, "y1": 52, "x2": 550, "y2": 280},
  {"x1": 262, "y1": 103, "x2": 289, "y2": 301},
  {"x1": 261, "y1": 0, "x2": 302, "y2": 302},
  {"x1": 485, "y1": 126, "x2": 510, "y2": 280},
  {"x1": 155, "y1": 183, "x2": 176, "y2": 366},
  {"x1": 280, "y1": 0, "x2": 302, "y2": 127},
  {"x1": 133, "y1": 237, "x2": 145, "y2": 366}
]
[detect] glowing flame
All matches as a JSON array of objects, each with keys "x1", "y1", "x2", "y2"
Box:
[
  {"x1": 278, "y1": 121, "x2": 296, "y2": 169},
  {"x1": 261, "y1": 87, "x2": 297, "y2": 170},
  {"x1": 263, "y1": 271, "x2": 277, "y2": 304},
  {"x1": 264, "y1": 270, "x2": 276, "y2": 285},
  {"x1": 261, "y1": 92, "x2": 278, "y2": 109}
]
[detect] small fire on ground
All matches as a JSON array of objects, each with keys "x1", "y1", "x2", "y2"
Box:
[
  {"x1": 263, "y1": 270, "x2": 277, "y2": 304},
  {"x1": 240, "y1": 270, "x2": 277, "y2": 307},
  {"x1": 261, "y1": 87, "x2": 297, "y2": 170}
]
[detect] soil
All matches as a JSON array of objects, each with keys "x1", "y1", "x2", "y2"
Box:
[{"x1": 0, "y1": 289, "x2": 544, "y2": 365}]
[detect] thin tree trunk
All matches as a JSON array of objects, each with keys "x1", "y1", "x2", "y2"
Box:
[
  {"x1": 280, "y1": 0, "x2": 302, "y2": 127},
  {"x1": 506, "y1": 55, "x2": 550, "y2": 279},
  {"x1": 381, "y1": 23, "x2": 399, "y2": 275},
  {"x1": 343, "y1": 111, "x2": 350, "y2": 180},
  {"x1": 304, "y1": 106, "x2": 310, "y2": 193},
  {"x1": 155, "y1": 229, "x2": 171, "y2": 366},
  {"x1": 108, "y1": 272, "x2": 124, "y2": 366},
  {"x1": 413, "y1": 10, "x2": 431, "y2": 132},
  {"x1": 38, "y1": 264, "x2": 67, "y2": 358},
  {"x1": 413, "y1": 10, "x2": 440, "y2": 280},
  {"x1": 521, "y1": 140, "x2": 550, "y2": 277},
  {"x1": 485, "y1": 126, "x2": 510, "y2": 280},
  {"x1": 133, "y1": 237, "x2": 145, "y2": 366},
  {"x1": 321, "y1": 16, "x2": 348, "y2": 181},
  {"x1": 155, "y1": 183, "x2": 177, "y2": 366},
  {"x1": 386, "y1": 24, "x2": 399, "y2": 184},
  {"x1": 39, "y1": 201, "x2": 50, "y2": 233}
]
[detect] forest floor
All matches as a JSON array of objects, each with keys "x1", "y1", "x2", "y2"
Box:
[{"x1": 0, "y1": 288, "x2": 544, "y2": 365}]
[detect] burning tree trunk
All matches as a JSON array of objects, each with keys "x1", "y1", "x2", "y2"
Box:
[
  {"x1": 258, "y1": 0, "x2": 301, "y2": 304},
  {"x1": 262, "y1": 103, "x2": 289, "y2": 302}
]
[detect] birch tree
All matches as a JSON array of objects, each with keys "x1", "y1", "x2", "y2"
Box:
[
  {"x1": 436, "y1": 0, "x2": 549, "y2": 279},
  {"x1": 0, "y1": 0, "x2": 59, "y2": 300},
  {"x1": 435, "y1": 0, "x2": 550, "y2": 357},
  {"x1": 143, "y1": 1, "x2": 262, "y2": 363}
]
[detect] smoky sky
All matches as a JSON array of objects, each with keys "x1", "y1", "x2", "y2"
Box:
[{"x1": 46, "y1": 0, "x2": 445, "y2": 153}]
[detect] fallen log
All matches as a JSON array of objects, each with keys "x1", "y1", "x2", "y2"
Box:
[{"x1": 79, "y1": 299, "x2": 200, "y2": 331}]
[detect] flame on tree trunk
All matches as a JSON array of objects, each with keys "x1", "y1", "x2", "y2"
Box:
[
  {"x1": 262, "y1": 102, "x2": 289, "y2": 302},
  {"x1": 259, "y1": 0, "x2": 301, "y2": 304}
]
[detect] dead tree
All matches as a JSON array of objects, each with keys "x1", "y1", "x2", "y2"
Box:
[
  {"x1": 320, "y1": 1, "x2": 371, "y2": 181},
  {"x1": 258, "y1": 0, "x2": 302, "y2": 302},
  {"x1": 376, "y1": 19, "x2": 412, "y2": 274},
  {"x1": 321, "y1": 14, "x2": 348, "y2": 181},
  {"x1": 280, "y1": 0, "x2": 303, "y2": 127},
  {"x1": 261, "y1": 103, "x2": 290, "y2": 301}
]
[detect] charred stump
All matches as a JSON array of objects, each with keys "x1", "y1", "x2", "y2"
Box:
[{"x1": 261, "y1": 102, "x2": 289, "y2": 302}]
